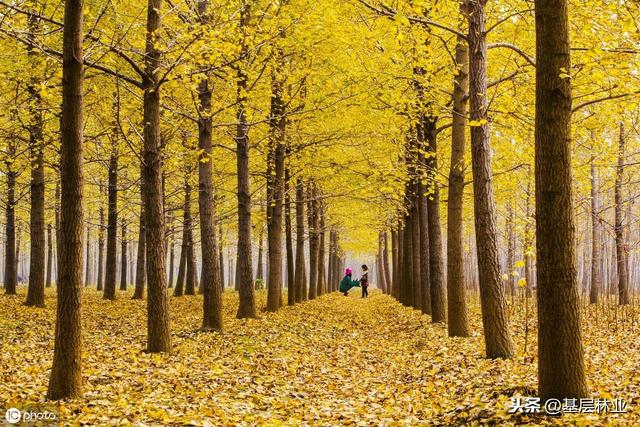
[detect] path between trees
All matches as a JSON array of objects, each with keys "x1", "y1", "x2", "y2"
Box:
[{"x1": 1, "y1": 289, "x2": 638, "y2": 425}]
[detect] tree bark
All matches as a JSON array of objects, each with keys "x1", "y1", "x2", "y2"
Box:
[
  {"x1": 535, "y1": 0, "x2": 588, "y2": 399},
  {"x1": 446, "y1": 36, "x2": 470, "y2": 337},
  {"x1": 424, "y1": 118, "x2": 446, "y2": 322},
  {"x1": 25, "y1": 12, "x2": 46, "y2": 307},
  {"x1": 4, "y1": 139, "x2": 17, "y2": 295},
  {"x1": 307, "y1": 182, "x2": 319, "y2": 300},
  {"x1": 589, "y1": 157, "x2": 600, "y2": 304},
  {"x1": 133, "y1": 207, "x2": 146, "y2": 299},
  {"x1": 142, "y1": 0, "x2": 171, "y2": 353},
  {"x1": 317, "y1": 206, "x2": 326, "y2": 296},
  {"x1": 234, "y1": 1, "x2": 256, "y2": 318},
  {"x1": 467, "y1": 0, "x2": 514, "y2": 359},
  {"x1": 195, "y1": 10, "x2": 224, "y2": 329},
  {"x1": 85, "y1": 227, "x2": 93, "y2": 287},
  {"x1": 285, "y1": 167, "x2": 295, "y2": 304},
  {"x1": 615, "y1": 123, "x2": 629, "y2": 305},
  {"x1": 97, "y1": 207, "x2": 105, "y2": 291},
  {"x1": 391, "y1": 229, "x2": 398, "y2": 297},
  {"x1": 120, "y1": 222, "x2": 127, "y2": 291},
  {"x1": 46, "y1": 223, "x2": 54, "y2": 288},
  {"x1": 294, "y1": 178, "x2": 307, "y2": 302},
  {"x1": 103, "y1": 143, "x2": 118, "y2": 300},
  {"x1": 47, "y1": 0, "x2": 84, "y2": 398}
]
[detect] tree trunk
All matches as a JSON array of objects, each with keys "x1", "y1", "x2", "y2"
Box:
[
  {"x1": 266, "y1": 68, "x2": 286, "y2": 309},
  {"x1": 142, "y1": 0, "x2": 171, "y2": 353},
  {"x1": 506, "y1": 201, "x2": 515, "y2": 299},
  {"x1": 173, "y1": 231, "x2": 187, "y2": 297},
  {"x1": 47, "y1": 0, "x2": 84, "y2": 398},
  {"x1": 615, "y1": 123, "x2": 629, "y2": 305},
  {"x1": 97, "y1": 207, "x2": 105, "y2": 291},
  {"x1": 4, "y1": 140, "x2": 17, "y2": 295},
  {"x1": 317, "y1": 206, "x2": 326, "y2": 296},
  {"x1": 235, "y1": 1, "x2": 256, "y2": 319},
  {"x1": 218, "y1": 224, "x2": 225, "y2": 289},
  {"x1": 382, "y1": 231, "x2": 391, "y2": 294},
  {"x1": 391, "y1": 229, "x2": 398, "y2": 297},
  {"x1": 446, "y1": 22, "x2": 470, "y2": 338},
  {"x1": 195, "y1": 20, "x2": 224, "y2": 329},
  {"x1": 120, "y1": 222, "x2": 127, "y2": 291},
  {"x1": 256, "y1": 227, "x2": 264, "y2": 288},
  {"x1": 285, "y1": 167, "x2": 295, "y2": 304},
  {"x1": 46, "y1": 223, "x2": 54, "y2": 288},
  {"x1": 185, "y1": 191, "x2": 196, "y2": 296},
  {"x1": 103, "y1": 144, "x2": 118, "y2": 300},
  {"x1": 589, "y1": 157, "x2": 601, "y2": 304},
  {"x1": 133, "y1": 207, "x2": 146, "y2": 299},
  {"x1": 535, "y1": 0, "x2": 588, "y2": 399},
  {"x1": 424, "y1": 118, "x2": 446, "y2": 322},
  {"x1": 85, "y1": 227, "x2": 92, "y2": 287},
  {"x1": 307, "y1": 182, "x2": 319, "y2": 300},
  {"x1": 294, "y1": 178, "x2": 307, "y2": 302},
  {"x1": 25, "y1": 15, "x2": 46, "y2": 307},
  {"x1": 467, "y1": 0, "x2": 514, "y2": 359}
]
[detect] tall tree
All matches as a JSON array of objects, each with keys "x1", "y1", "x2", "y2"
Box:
[
  {"x1": 589, "y1": 156, "x2": 601, "y2": 304},
  {"x1": 615, "y1": 122, "x2": 629, "y2": 305},
  {"x1": 197, "y1": 0, "x2": 223, "y2": 331},
  {"x1": 47, "y1": 0, "x2": 84, "y2": 399},
  {"x1": 4, "y1": 137, "x2": 17, "y2": 296},
  {"x1": 446, "y1": 36, "x2": 470, "y2": 337},
  {"x1": 234, "y1": 1, "x2": 256, "y2": 318},
  {"x1": 294, "y1": 177, "x2": 307, "y2": 302},
  {"x1": 25, "y1": 12, "x2": 46, "y2": 307},
  {"x1": 142, "y1": 0, "x2": 171, "y2": 353},
  {"x1": 535, "y1": 0, "x2": 588, "y2": 399},
  {"x1": 467, "y1": 0, "x2": 513, "y2": 359}
]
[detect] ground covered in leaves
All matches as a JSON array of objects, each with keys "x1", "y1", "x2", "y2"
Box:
[{"x1": 1, "y1": 288, "x2": 638, "y2": 426}]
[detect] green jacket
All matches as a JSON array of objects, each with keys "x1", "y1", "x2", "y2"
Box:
[{"x1": 339, "y1": 275, "x2": 360, "y2": 293}]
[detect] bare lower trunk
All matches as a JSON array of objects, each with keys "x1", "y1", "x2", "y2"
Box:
[
  {"x1": 317, "y1": 207, "x2": 326, "y2": 296},
  {"x1": 142, "y1": 0, "x2": 171, "y2": 353},
  {"x1": 133, "y1": 208, "x2": 146, "y2": 299},
  {"x1": 4, "y1": 142, "x2": 17, "y2": 295},
  {"x1": 120, "y1": 223, "x2": 127, "y2": 291},
  {"x1": 468, "y1": 0, "x2": 514, "y2": 359},
  {"x1": 234, "y1": 2, "x2": 256, "y2": 318},
  {"x1": 97, "y1": 207, "x2": 104, "y2": 291},
  {"x1": 446, "y1": 36, "x2": 470, "y2": 337},
  {"x1": 589, "y1": 157, "x2": 600, "y2": 304},
  {"x1": 285, "y1": 167, "x2": 295, "y2": 305},
  {"x1": 46, "y1": 223, "x2": 54, "y2": 288},
  {"x1": 294, "y1": 178, "x2": 306, "y2": 302},
  {"x1": 307, "y1": 182, "x2": 319, "y2": 300},
  {"x1": 103, "y1": 147, "x2": 118, "y2": 300},
  {"x1": 47, "y1": 0, "x2": 84, "y2": 398},
  {"x1": 615, "y1": 123, "x2": 629, "y2": 305},
  {"x1": 196, "y1": 41, "x2": 223, "y2": 329},
  {"x1": 26, "y1": 17, "x2": 46, "y2": 306},
  {"x1": 535, "y1": 0, "x2": 587, "y2": 399}
]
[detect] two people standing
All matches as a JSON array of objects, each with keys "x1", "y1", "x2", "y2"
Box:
[{"x1": 339, "y1": 264, "x2": 369, "y2": 298}]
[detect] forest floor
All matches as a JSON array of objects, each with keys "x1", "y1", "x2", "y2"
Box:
[{"x1": 1, "y1": 288, "x2": 639, "y2": 426}]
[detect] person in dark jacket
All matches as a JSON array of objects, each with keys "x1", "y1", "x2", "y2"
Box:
[
  {"x1": 360, "y1": 264, "x2": 369, "y2": 298},
  {"x1": 339, "y1": 268, "x2": 360, "y2": 296}
]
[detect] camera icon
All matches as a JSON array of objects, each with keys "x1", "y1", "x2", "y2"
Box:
[{"x1": 5, "y1": 407, "x2": 21, "y2": 424}]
